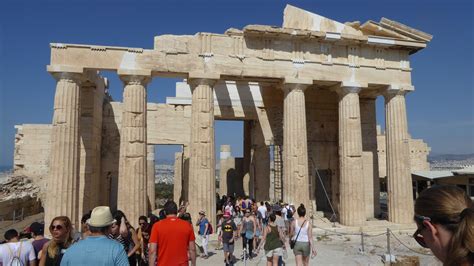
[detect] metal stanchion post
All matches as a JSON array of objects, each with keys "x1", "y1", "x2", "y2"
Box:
[
  {"x1": 361, "y1": 232, "x2": 365, "y2": 253},
  {"x1": 387, "y1": 228, "x2": 391, "y2": 257}
]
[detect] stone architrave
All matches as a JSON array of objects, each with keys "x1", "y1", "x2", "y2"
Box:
[
  {"x1": 117, "y1": 69, "x2": 151, "y2": 228},
  {"x1": 282, "y1": 78, "x2": 311, "y2": 209},
  {"x1": 335, "y1": 84, "x2": 366, "y2": 226},
  {"x1": 45, "y1": 67, "x2": 83, "y2": 228},
  {"x1": 147, "y1": 145, "x2": 156, "y2": 211},
  {"x1": 384, "y1": 85, "x2": 414, "y2": 224},
  {"x1": 187, "y1": 73, "x2": 219, "y2": 228}
]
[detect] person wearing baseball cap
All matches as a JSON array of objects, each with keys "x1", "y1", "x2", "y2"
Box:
[
  {"x1": 61, "y1": 206, "x2": 128, "y2": 266},
  {"x1": 220, "y1": 212, "x2": 238, "y2": 265},
  {"x1": 196, "y1": 210, "x2": 210, "y2": 259}
]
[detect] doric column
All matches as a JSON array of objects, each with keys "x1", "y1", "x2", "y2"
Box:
[
  {"x1": 117, "y1": 69, "x2": 151, "y2": 227},
  {"x1": 46, "y1": 67, "x2": 83, "y2": 228},
  {"x1": 187, "y1": 73, "x2": 219, "y2": 228},
  {"x1": 282, "y1": 78, "x2": 311, "y2": 210},
  {"x1": 173, "y1": 151, "x2": 183, "y2": 205},
  {"x1": 243, "y1": 121, "x2": 252, "y2": 197},
  {"x1": 251, "y1": 121, "x2": 270, "y2": 201},
  {"x1": 335, "y1": 84, "x2": 366, "y2": 226},
  {"x1": 384, "y1": 85, "x2": 414, "y2": 224},
  {"x1": 219, "y1": 145, "x2": 232, "y2": 197},
  {"x1": 147, "y1": 145, "x2": 156, "y2": 211},
  {"x1": 360, "y1": 97, "x2": 380, "y2": 219}
]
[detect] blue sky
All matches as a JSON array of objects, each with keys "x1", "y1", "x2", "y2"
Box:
[{"x1": 0, "y1": 0, "x2": 473, "y2": 167}]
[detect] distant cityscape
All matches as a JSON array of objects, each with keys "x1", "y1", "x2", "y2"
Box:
[
  {"x1": 429, "y1": 154, "x2": 474, "y2": 171},
  {"x1": 2, "y1": 154, "x2": 473, "y2": 185}
]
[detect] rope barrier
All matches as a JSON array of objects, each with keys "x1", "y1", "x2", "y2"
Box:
[{"x1": 389, "y1": 230, "x2": 433, "y2": 256}]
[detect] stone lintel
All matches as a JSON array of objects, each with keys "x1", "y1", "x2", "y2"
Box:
[
  {"x1": 47, "y1": 64, "x2": 84, "y2": 74},
  {"x1": 117, "y1": 68, "x2": 152, "y2": 77},
  {"x1": 188, "y1": 71, "x2": 220, "y2": 80}
]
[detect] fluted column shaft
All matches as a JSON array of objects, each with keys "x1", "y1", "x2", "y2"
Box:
[
  {"x1": 147, "y1": 145, "x2": 156, "y2": 211},
  {"x1": 336, "y1": 87, "x2": 365, "y2": 226},
  {"x1": 384, "y1": 88, "x2": 414, "y2": 223},
  {"x1": 117, "y1": 74, "x2": 150, "y2": 227},
  {"x1": 46, "y1": 72, "x2": 82, "y2": 228},
  {"x1": 188, "y1": 78, "x2": 217, "y2": 228},
  {"x1": 282, "y1": 83, "x2": 310, "y2": 209}
]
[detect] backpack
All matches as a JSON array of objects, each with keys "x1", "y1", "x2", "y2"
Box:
[
  {"x1": 286, "y1": 207, "x2": 293, "y2": 219},
  {"x1": 207, "y1": 223, "x2": 213, "y2": 234},
  {"x1": 242, "y1": 201, "x2": 247, "y2": 209},
  {"x1": 6, "y1": 242, "x2": 24, "y2": 266}
]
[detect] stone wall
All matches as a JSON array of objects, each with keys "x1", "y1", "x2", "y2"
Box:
[
  {"x1": 13, "y1": 124, "x2": 52, "y2": 202},
  {"x1": 377, "y1": 132, "x2": 431, "y2": 178}
]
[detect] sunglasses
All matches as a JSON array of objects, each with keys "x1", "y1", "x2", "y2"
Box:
[
  {"x1": 50, "y1": 224, "x2": 64, "y2": 231},
  {"x1": 413, "y1": 215, "x2": 431, "y2": 248},
  {"x1": 413, "y1": 228, "x2": 427, "y2": 248}
]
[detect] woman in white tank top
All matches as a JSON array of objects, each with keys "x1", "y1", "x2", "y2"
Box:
[{"x1": 290, "y1": 204, "x2": 317, "y2": 266}]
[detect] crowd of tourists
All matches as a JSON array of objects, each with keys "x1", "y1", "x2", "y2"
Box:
[{"x1": 0, "y1": 184, "x2": 472, "y2": 266}]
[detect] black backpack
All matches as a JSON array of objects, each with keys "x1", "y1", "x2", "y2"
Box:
[{"x1": 286, "y1": 207, "x2": 293, "y2": 219}]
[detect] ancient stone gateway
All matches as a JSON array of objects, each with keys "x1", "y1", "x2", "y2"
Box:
[{"x1": 42, "y1": 5, "x2": 432, "y2": 228}]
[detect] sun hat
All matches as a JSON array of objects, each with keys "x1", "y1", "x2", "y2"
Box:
[
  {"x1": 217, "y1": 210, "x2": 223, "y2": 216},
  {"x1": 87, "y1": 206, "x2": 116, "y2": 227},
  {"x1": 199, "y1": 210, "x2": 206, "y2": 215}
]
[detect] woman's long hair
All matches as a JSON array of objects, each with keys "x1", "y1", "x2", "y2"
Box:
[
  {"x1": 415, "y1": 185, "x2": 474, "y2": 266},
  {"x1": 47, "y1": 216, "x2": 73, "y2": 258}
]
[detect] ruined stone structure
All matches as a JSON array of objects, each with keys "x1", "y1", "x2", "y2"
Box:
[{"x1": 14, "y1": 5, "x2": 432, "y2": 228}]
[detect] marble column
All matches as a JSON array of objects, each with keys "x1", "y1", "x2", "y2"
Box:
[
  {"x1": 243, "y1": 121, "x2": 252, "y2": 197},
  {"x1": 384, "y1": 85, "x2": 414, "y2": 224},
  {"x1": 173, "y1": 151, "x2": 183, "y2": 205},
  {"x1": 335, "y1": 85, "x2": 365, "y2": 226},
  {"x1": 187, "y1": 74, "x2": 218, "y2": 228},
  {"x1": 251, "y1": 121, "x2": 270, "y2": 201},
  {"x1": 360, "y1": 97, "x2": 381, "y2": 218},
  {"x1": 117, "y1": 69, "x2": 151, "y2": 228},
  {"x1": 282, "y1": 78, "x2": 311, "y2": 209},
  {"x1": 46, "y1": 69, "x2": 83, "y2": 228},
  {"x1": 219, "y1": 145, "x2": 232, "y2": 197},
  {"x1": 147, "y1": 145, "x2": 156, "y2": 211}
]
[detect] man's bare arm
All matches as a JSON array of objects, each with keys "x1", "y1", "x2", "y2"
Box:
[
  {"x1": 148, "y1": 243, "x2": 157, "y2": 266},
  {"x1": 188, "y1": 240, "x2": 196, "y2": 266}
]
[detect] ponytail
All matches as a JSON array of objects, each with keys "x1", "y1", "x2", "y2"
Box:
[
  {"x1": 415, "y1": 186, "x2": 473, "y2": 266},
  {"x1": 445, "y1": 207, "x2": 474, "y2": 266}
]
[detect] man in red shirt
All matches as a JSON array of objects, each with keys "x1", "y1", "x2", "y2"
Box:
[{"x1": 149, "y1": 200, "x2": 196, "y2": 266}]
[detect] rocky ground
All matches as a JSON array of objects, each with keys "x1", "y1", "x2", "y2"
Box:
[{"x1": 0, "y1": 175, "x2": 40, "y2": 201}]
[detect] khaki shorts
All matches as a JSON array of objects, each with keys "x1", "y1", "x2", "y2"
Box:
[
  {"x1": 265, "y1": 247, "x2": 283, "y2": 258},
  {"x1": 293, "y1": 241, "x2": 310, "y2": 257}
]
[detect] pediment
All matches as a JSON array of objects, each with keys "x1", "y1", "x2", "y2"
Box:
[
  {"x1": 283, "y1": 4, "x2": 363, "y2": 36},
  {"x1": 283, "y1": 4, "x2": 432, "y2": 43}
]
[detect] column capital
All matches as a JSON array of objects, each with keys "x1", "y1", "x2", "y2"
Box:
[
  {"x1": 47, "y1": 65, "x2": 84, "y2": 83},
  {"x1": 118, "y1": 69, "x2": 152, "y2": 86},
  {"x1": 281, "y1": 77, "x2": 312, "y2": 92},
  {"x1": 333, "y1": 86, "x2": 361, "y2": 97},
  {"x1": 187, "y1": 71, "x2": 220, "y2": 87},
  {"x1": 383, "y1": 84, "x2": 414, "y2": 99}
]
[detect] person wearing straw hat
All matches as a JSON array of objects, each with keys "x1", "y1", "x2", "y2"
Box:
[{"x1": 60, "y1": 206, "x2": 129, "y2": 266}]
